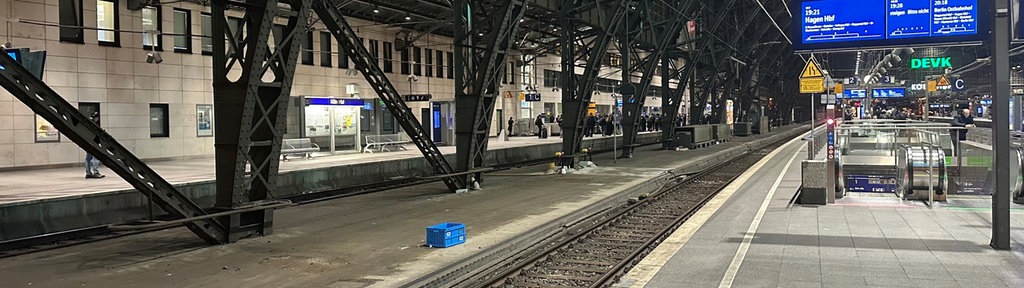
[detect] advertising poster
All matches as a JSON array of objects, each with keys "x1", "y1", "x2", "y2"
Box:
[
  {"x1": 196, "y1": 105, "x2": 213, "y2": 137},
  {"x1": 35, "y1": 114, "x2": 60, "y2": 142}
]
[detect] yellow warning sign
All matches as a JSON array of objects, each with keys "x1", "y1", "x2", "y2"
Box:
[
  {"x1": 936, "y1": 75, "x2": 950, "y2": 87},
  {"x1": 800, "y1": 78, "x2": 825, "y2": 94},
  {"x1": 800, "y1": 58, "x2": 824, "y2": 79},
  {"x1": 927, "y1": 80, "x2": 937, "y2": 92},
  {"x1": 834, "y1": 83, "x2": 843, "y2": 95},
  {"x1": 504, "y1": 91, "x2": 513, "y2": 98}
]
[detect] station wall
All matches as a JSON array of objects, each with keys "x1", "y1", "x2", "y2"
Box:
[{"x1": 0, "y1": 0, "x2": 673, "y2": 169}]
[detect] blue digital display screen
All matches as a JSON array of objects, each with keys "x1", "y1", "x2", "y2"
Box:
[
  {"x1": 873, "y1": 88, "x2": 906, "y2": 98},
  {"x1": 840, "y1": 88, "x2": 905, "y2": 99},
  {"x1": 305, "y1": 97, "x2": 364, "y2": 106},
  {"x1": 794, "y1": 0, "x2": 986, "y2": 51},
  {"x1": 842, "y1": 89, "x2": 869, "y2": 99}
]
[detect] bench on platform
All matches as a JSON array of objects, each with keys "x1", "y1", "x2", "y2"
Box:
[
  {"x1": 281, "y1": 138, "x2": 320, "y2": 160},
  {"x1": 364, "y1": 133, "x2": 412, "y2": 153}
]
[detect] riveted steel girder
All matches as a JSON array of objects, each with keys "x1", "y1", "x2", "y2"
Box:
[
  {"x1": 312, "y1": 0, "x2": 466, "y2": 192},
  {"x1": 0, "y1": 51, "x2": 228, "y2": 244},
  {"x1": 211, "y1": 0, "x2": 311, "y2": 242},
  {"x1": 618, "y1": 0, "x2": 688, "y2": 158},
  {"x1": 453, "y1": 0, "x2": 527, "y2": 188},
  {"x1": 559, "y1": 0, "x2": 629, "y2": 168}
]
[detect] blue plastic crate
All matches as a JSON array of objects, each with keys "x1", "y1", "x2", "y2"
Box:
[{"x1": 426, "y1": 222, "x2": 466, "y2": 248}]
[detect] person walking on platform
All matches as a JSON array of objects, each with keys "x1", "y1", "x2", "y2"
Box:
[
  {"x1": 951, "y1": 107, "x2": 975, "y2": 154},
  {"x1": 85, "y1": 112, "x2": 105, "y2": 179}
]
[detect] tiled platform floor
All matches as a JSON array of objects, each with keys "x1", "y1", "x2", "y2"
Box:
[{"x1": 626, "y1": 136, "x2": 1024, "y2": 288}]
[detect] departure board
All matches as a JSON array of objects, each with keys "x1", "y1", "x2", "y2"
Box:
[{"x1": 793, "y1": 0, "x2": 986, "y2": 52}]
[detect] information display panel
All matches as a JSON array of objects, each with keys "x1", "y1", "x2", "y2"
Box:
[{"x1": 793, "y1": 0, "x2": 988, "y2": 52}]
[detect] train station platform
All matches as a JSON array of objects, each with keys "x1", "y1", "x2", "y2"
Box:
[
  {"x1": 0, "y1": 134, "x2": 624, "y2": 204},
  {"x1": 0, "y1": 125, "x2": 806, "y2": 287},
  {"x1": 0, "y1": 132, "x2": 666, "y2": 241},
  {"x1": 622, "y1": 132, "x2": 1024, "y2": 288}
]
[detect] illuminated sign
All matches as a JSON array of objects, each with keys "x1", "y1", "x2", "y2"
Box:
[
  {"x1": 305, "y1": 97, "x2": 365, "y2": 106},
  {"x1": 873, "y1": 88, "x2": 905, "y2": 98},
  {"x1": 840, "y1": 88, "x2": 905, "y2": 98},
  {"x1": 524, "y1": 93, "x2": 542, "y2": 102},
  {"x1": 910, "y1": 57, "x2": 952, "y2": 69},
  {"x1": 792, "y1": 0, "x2": 987, "y2": 52}
]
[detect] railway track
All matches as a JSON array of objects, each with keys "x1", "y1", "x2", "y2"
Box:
[{"x1": 463, "y1": 138, "x2": 789, "y2": 288}]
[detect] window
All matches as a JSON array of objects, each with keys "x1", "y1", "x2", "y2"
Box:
[
  {"x1": 368, "y1": 40, "x2": 379, "y2": 64},
  {"x1": 509, "y1": 61, "x2": 516, "y2": 85},
  {"x1": 78, "y1": 103, "x2": 100, "y2": 120},
  {"x1": 337, "y1": 38, "x2": 349, "y2": 69},
  {"x1": 302, "y1": 31, "x2": 313, "y2": 65},
  {"x1": 383, "y1": 42, "x2": 394, "y2": 73},
  {"x1": 543, "y1": 69, "x2": 560, "y2": 87},
  {"x1": 150, "y1": 104, "x2": 170, "y2": 138},
  {"x1": 142, "y1": 6, "x2": 163, "y2": 50},
  {"x1": 436, "y1": 50, "x2": 444, "y2": 77},
  {"x1": 320, "y1": 32, "x2": 332, "y2": 67},
  {"x1": 173, "y1": 8, "x2": 191, "y2": 53},
  {"x1": 425, "y1": 48, "x2": 433, "y2": 77},
  {"x1": 59, "y1": 0, "x2": 84, "y2": 43},
  {"x1": 502, "y1": 63, "x2": 508, "y2": 84},
  {"x1": 96, "y1": 0, "x2": 119, "y2": 46},
  {"x1": 200, "y1": 13, "x2": 212, "y2": 55},
  {"x1": 446, "y1": 51, "x2": 454, "y2": 79},
  {"x1": 400, "y1": 46, "x2": 410, "y2": 75},
  {"x1": 413, "y1": 47, "x2": 422, "y2": 76}
]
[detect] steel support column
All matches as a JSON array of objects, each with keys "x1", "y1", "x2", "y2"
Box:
[
  {"x1": 991, "y1": 0, "x2": 1011, "y2": 250},
  {"x1": 619, "y1": 1, "x2": 686, "y2": 157},
  {"x1": 559, "y1": 0, "x2": 629, "y2": 168},
  {"x1": 0, "y1": 51, "x2": 227, "y2": 244},
  {"x1": 453, "y1": 0, "x2": 527, "y2": 188},
  {"x1": 211, "y1": 0, "x2": 311, "y2": 242},
  {"x1": 661, "y1": 59, "x2": 688, "y2": 148},
  {"x1": 312, "y1": 0, "x2": 465, "y2": 192}
]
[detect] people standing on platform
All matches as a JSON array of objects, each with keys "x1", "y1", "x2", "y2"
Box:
[
  {"x1": 585, "y1": 114, "x2": 597, "y2": 137},
  {"x1": 85, "y1": 112, "x2": 105, "y2": 179},
  {"x1": 556, "y1": 114, "x2": 563, "y2": 138},
  {"x1": 507, "y1": 117, "x2": 515, "y2": 137},
  {"x1": 535, "y1": 114, "x2": 545, "y2": 139},
  {"x1": 951, "y1": 107, "x2": 976, "y2": 154},
  {"x1": 603, "y1": 115, "x2": 615, "y2": 136},
  {"x1": 654, "y1": 114, "x2": 663, "y2": 131}
]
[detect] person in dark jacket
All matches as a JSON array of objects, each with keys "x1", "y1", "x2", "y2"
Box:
[
  {"x1": 535, "y1": 114, "x2": 545, "y2": 138},
  {"x1": 507, "y1": 117, "x2": 515, "y2": 137},
  {"x1": 585, "y1": 115, "x2": 596, "y2": 137},
  {"x1": 951, "y1": 108, "x2": 975, "y2": 153}
]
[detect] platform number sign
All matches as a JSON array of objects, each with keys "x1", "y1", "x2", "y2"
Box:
[{"x1": 826, "y1": 118, "x2": 836, "y2": 160}]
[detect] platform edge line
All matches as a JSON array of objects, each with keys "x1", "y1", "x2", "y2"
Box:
[
  {"x1": 622, "y1": 131, "x2": 809, "y2": 288},
  {"x1": 718, "y1": 139, "x2": 803, "y2": 288}
]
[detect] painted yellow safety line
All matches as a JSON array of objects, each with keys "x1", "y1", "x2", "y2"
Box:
[
  {"x1": 718, "y1": 142, "x2": 802, "y2": 288},
  {"x1": 622, "y1": 133, "x2": 808, "y2": 288}
]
